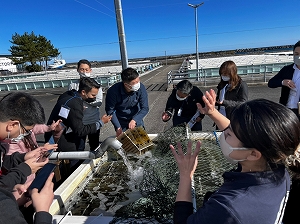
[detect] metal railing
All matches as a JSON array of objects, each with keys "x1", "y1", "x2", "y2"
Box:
[
  {"x1": 0, "y1": 62, "x2": 161, "y2": 92},
  {"x1": 167, "y1": 64, "x2": 289, "y2": 88}
]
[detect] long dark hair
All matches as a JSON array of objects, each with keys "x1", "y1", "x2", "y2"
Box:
[{"x1": 230, "y1": 99, "x2": 300, "y2": 163}]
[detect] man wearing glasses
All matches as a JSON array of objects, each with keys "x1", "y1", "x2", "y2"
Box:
[{"x1": 0, "y1": 92, "x2": 54, "y2": 223}]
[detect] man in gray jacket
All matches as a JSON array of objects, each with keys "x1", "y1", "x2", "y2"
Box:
[{"x1": 69, "y1": 59, "x2": 103, "y2": 150}]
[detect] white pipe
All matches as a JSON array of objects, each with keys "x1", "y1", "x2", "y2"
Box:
[
  {"x1": 49, "y1": 137, "x2": 122, "y2": 160},
  {"x1": 49, "y1": 151, "x2": 95, "y2": 160}
]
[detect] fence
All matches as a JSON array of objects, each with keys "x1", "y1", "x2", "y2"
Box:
[
  {"x1": 167, "y1": 63, "x2": 289, "y2": 88},
  {"x1": 0, "y1": 62, "x2": 160, "y2": 92}
]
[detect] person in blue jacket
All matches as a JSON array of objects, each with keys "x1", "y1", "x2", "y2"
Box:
[
  {"x1": 170, "y1": 89, "x2": 300, "y2": 224},
  {"x1": 105, "y1": 67, "x2": 149, "y2": 137}
]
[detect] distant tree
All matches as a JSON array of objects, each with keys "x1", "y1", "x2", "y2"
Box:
[
  {"x1": 9, "y1": 31, "x2": 60, "y2": 72},
  {"x1": 36, "y1": 35, "x2": 60, "y2": 69}
]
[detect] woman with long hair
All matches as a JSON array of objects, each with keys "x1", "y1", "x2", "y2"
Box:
[
  {"x1": 171, "y1": 89, "x2": 300, "y2": 224},
  {"x1": 216, "y1": 60, "x2": 248, "y2": 120}
]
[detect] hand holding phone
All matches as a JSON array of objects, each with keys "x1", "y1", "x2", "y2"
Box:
[
  {"x1": 109, "y1": 110, "x2": 116, "y2": 116},
  {"x1": 31, "y1": 172, "x2": 55, "y2": 213},
  {"x1": 38, "y1": 149, "x2": 54, "y2": 161},
  {"x1": 37, "y1": 135, "x2": 56, "y2": 162},
  {"x1": 28, "y1": 163, "x2": 56, "y2": 192},
  {"x1": 101, "y1": 114, "x2": 112, "y2": 124},
  {"x1": 25, "y1": 157, "x2": 48, "y2": 174}
]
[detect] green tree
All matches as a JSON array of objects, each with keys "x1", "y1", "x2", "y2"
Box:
[{"x1": 9, "y1": 31, "x2": 60, "y2": 72}]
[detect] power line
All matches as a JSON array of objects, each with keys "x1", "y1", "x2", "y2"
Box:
[
  {"x1": 123, "y1": 2, "x2": 187, "y2": 10},
  {"x1": 94, "y1": 0, "x2": 115, "y2": 13},
  {"x1": 74, "y1": 0, "x2": 115, "y2": 18},
  {"x1": 58, "y1": 24, "x2": 300, "y2": 50}
]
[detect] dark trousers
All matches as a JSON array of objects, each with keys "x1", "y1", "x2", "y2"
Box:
[
  {"x1": 87, "y1": 129, "x2": 100, "y2": 151},
  {"x1": 79, "y1": 129, "x2": 100, "y2": 151}
]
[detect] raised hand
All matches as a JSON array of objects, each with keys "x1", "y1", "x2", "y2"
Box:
[
  {"x1": 50, "y1": 119, "x2": 62, "y2": 131},
  {"x1": 197, "y1": 89, "x2": 217, "y2": 115},
  {"x1": 170, "y1": 141, "x2": 201, "y2": 177}
]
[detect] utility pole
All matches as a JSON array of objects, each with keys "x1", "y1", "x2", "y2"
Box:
[
  {"x1": 165, "y1": 51, "x2": 167, "y2": 65},
  {"x1": 114, "y1": 0, "x2": 128, "y2": 70}
]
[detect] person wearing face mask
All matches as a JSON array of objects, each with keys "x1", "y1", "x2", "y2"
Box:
[
  {"x1": 46, "y1": 77, "x2": 111, "y2": 153},
  {"x1": 105, "y1": 67, "x2": 149, "y2": 137},
  {"x1": 215, "y1": 60, "x2": 248, "y2": 121},
  {"x1": 4, "y1": 121, "x2": 60, "y2": 188},
  {"x1": 68, "y1": 59, "x2": 104, "y2": 151},
  {"x1": 0, "y1": 93, "x2": 51, "y2": 188},
  {"x1": 170, "y1": 89, "x2": 300, "y2": 224},
  {"x1": 162, "y1": 80, "x2": 205, "y2": 131},
  {"x1": 0, "y1": 92, "x2": 55, "y2": 224},
  {"x1": 268, "y1": 40, "x2": 300, "y2": 120}
]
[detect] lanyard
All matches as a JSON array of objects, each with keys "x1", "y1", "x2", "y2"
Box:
[{"x1": 178, "y1": 97, "x2": 188, "y2": 116}]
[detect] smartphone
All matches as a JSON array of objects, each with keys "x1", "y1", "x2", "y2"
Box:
[
  {"x1": 42, "y1": 149, "x2": 54, "y2": 159},
  {"x1": 109, "y1": 110, "x2": 116, "y2": 116},
  {"x1": 37, "y1": 136, "x2": 55, "y2": 162},
  {"x1": 28, "y1": 163, "x2": 56, "y2": 192},
  {"x1": 45, "y1": 135, "x2": 55, "y2": 157}
]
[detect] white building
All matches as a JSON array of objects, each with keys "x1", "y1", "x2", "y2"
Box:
[{"x1": 0, "y1": 56, "x2": 17, "y2": 73}]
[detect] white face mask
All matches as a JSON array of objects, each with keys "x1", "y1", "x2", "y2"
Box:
[
  {"x1": 176, "y1": 94, "x2": 187, "y2": 101},
  {"x1": 219, "y1": 132, "x2": 248, "y2": 164},
  {"x1": 221, "y1": 75, "x2": 230, "y2": 82},
  {"x1": 130, "y1": 82, "x2": 140, "y2": 91},
  {"x1": 4, "y1": 123, "x2": 30, "y2": 144},
  {"x1": 293, "y1": 55, "x2": 300, "y2": 66},
  {"x1": 79, "y1": 72, "x2": 91, "y2": 77}
]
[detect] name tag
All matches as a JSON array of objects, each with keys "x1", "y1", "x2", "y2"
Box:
[
  {"x1": 177, "y1": 108, "x2": 182, "y2": 116},
  {"x1": 59, "y1": 106, "x2": 70, "y2": 119}
]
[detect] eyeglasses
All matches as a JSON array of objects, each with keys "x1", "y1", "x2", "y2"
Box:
[{"x1": 19, "y1": 122, "x2": 33, "y2": 136}]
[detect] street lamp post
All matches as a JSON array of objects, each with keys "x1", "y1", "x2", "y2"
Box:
[{"x1": 188, "y1": 2, "x2": 204, "y2": 81}]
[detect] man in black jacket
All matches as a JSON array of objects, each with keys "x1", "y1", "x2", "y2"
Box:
[
  {"x1": 46, "y1": 77, "x2": 111, "y2": 152},
  {"x1": 268, "y1": 40, "x2": 300, "y2": 120},
  {"x1": 162, "y1": 80, "x2": 205, "y2": 131}
]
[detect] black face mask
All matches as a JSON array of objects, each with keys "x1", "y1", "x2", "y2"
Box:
[{"x1": 85, "y1": 97, "x2": 96, "y2": 103}]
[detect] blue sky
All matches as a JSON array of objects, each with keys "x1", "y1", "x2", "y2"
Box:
[{"x1": 1, "y1": 0, "x2": 299, "y2": 63}]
